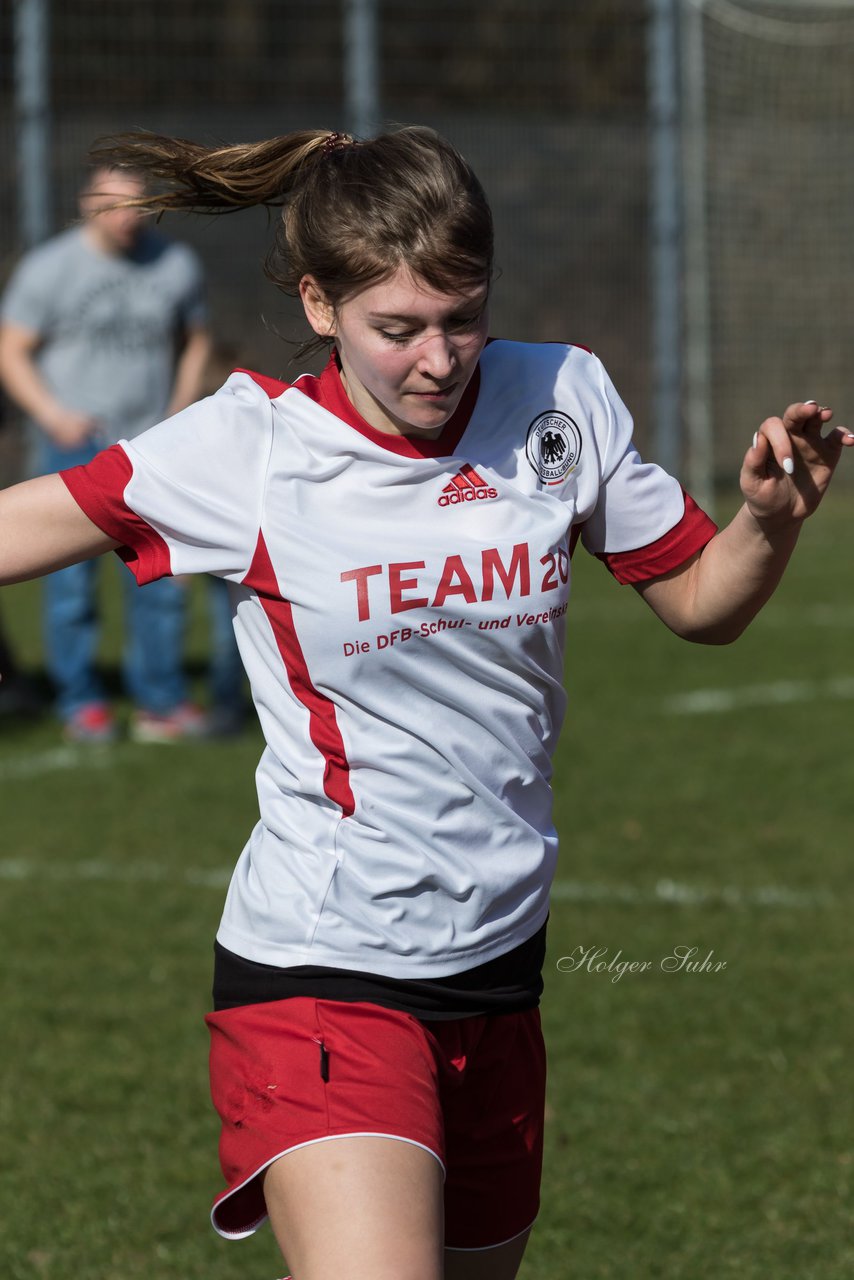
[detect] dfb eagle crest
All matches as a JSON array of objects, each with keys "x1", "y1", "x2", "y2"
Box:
[{"x1": 525, "y1": 412, "x2": 582, "y2": 484}]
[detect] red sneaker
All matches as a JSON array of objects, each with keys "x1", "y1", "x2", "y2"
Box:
[
  {"x1": 129, "y1": 702, "x2": 210, "y2": 745},
  {"x1": 63, "y1": 702, "x2": 117, "y2": 744}
]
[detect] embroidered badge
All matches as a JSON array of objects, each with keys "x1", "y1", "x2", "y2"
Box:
[{"x1": 525, "y1": 411, "x2": 582, "y2": 484}]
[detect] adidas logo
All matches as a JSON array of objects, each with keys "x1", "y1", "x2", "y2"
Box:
[{"x1": 438, "y1": 464, "x2": 499, "y2": 507}]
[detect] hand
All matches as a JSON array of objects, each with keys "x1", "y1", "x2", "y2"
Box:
[
  {"x1": 741, "y1": 401, "x2": 854, "y2": 530},
  {"x1": 43, "y1": 406, "x2": 100, "y2": 450}
]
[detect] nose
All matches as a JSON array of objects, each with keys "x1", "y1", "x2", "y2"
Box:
[{"x1": 418, "y1": 332, "x2": 457, "y2": 382}]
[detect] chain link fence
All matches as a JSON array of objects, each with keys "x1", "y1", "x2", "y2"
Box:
[
  {"x1": 0, "y1": 0, "x2": 652, "y2": 486},
  {"x1": 2, "y1": 0, "x2": 853, "y2": 493},
  {"x1": 695, "y1": 0, "x2": 854, "y2": 484}
]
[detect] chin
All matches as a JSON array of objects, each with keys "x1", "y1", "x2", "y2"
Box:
[
  {"x1": 400, "y1": 413, "x2": 451, "y2": 436},
  {"x1": 406, "y1": 400, "x2": 456, "y2": 426}
]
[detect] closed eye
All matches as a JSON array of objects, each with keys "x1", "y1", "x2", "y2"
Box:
[
  {"x1": 379, "y1": 329, "x2": 417, "y2": 344},
  {"x1": 378, "y1": 312, "x2": 484, "y2": 344}
]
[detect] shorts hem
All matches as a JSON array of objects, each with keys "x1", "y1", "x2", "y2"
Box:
[
  {"x1": 444, "y1": 1218, "x2": 538, "y2": 1252},
  {"x1": 211, "y1": 1132, "x2": 446, "y2": 1240}
]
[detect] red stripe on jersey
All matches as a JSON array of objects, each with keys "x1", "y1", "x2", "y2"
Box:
[
  {"x1": 245, "y1": 532, "x2": 356, "y2": 818},
  {"x1": 597, "y1": 492, "x2": 717, "y2": 584},
  {"x1": 59, "y1": 445, "x2": 173, "y2": 584},
  {"x1": 459, "y1": 463, "x2": 488, "y2": 488}
]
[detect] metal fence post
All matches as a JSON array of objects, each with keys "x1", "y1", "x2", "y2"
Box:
[
  {"x1": 647, "y1": 0, "x2": 682, "y2": 478},
  {"x1": 680, "y1": 0, "x2": 714, "y2": 513},
  {"x1": 13, "y1": 0, "x2": 52, "y2": 248},
  {"x1": 344, "y1": 0, "x2": 380, "y2": 139}
]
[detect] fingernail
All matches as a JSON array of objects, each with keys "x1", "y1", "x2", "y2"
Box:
[
  {"x1": 804, "y1": 399, "x2": 818, "y2": 406},
  {"x1": 752, "y1": 432, "x2": 759, "y2": 449},
  {"x1": 783, "y1": 457, "x2": 795, "y2": 475}
]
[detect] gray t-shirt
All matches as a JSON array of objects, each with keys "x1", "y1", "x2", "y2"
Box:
[{"x1": 1, "y1": 225, "x2": 208, "y2": 443}]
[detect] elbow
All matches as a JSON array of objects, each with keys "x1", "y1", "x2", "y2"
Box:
[{"x1": 671, "y1": 619, "x2": 749, "y2": 646}]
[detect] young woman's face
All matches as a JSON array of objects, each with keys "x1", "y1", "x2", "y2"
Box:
[{"x1": 300, "y1": 267, "x2": 490, "y2": 437}]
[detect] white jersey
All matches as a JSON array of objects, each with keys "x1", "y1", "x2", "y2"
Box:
[{"x1": 62, "y1": 341, "x2": 715, "y2": 978}]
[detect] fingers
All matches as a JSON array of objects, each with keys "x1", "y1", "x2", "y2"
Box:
[
  {"x1": 831, "y1": 424, "x2": 854, "y2": 449},
  {"x1": 782, "y1": 399, "x2": 826, "y2": 431},
  {"x1": 748, "y1": 419, "x2": 795, "y2": 475},
  {"x1": 751, "y1": 401, "x2": 853, "y2": 476}
]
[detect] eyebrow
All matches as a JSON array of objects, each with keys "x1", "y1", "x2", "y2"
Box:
[{"x1": 367, "y1": 298, "x2": 489, "y2": 323}]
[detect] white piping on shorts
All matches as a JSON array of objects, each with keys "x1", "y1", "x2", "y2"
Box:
[
  {"x1": 211, "y1": 1132, "x2": 446, "y2": 1240},
  {"x1": 444, "y1": 1219, "x2": 538, "y2": 1252}
]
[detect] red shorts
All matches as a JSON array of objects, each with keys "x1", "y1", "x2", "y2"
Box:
[{"x1": 206, "y1": 997, "x2": 545, "y2": 1250}]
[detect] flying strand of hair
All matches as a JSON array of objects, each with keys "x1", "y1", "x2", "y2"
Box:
[{"x1": 88, "y1": 130, "x2": 351, "y2": 215}]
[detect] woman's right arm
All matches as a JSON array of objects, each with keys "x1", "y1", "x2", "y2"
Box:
[
  {"x1": 0, "y1": 474, "x2": 118, "y2": 585},
  {"x1": 0, "y1": 323, "x2": 100, "y2": 449}
]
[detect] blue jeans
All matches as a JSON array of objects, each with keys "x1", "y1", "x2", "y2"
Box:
[
  {"x1": 206, "y1": 576, "x2": 246, "y2": 714},
  {"x1": 39, "y1": 437, "x2": 189, "y2": 719}
]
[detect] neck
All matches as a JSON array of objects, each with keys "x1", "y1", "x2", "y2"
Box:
[{"x1": 82, "y1": 223, "x2": 128, "y2": 258}]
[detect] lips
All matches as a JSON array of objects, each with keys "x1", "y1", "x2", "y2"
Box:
[{"x1": 409, "y1": 385, "x2": 458, "y2": 399}]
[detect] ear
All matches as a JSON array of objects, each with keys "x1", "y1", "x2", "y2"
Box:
[{"x1": 299, "y1": 276, "x2": 336, "y2": 338}]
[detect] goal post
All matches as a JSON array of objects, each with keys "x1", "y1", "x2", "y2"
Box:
[{"x1": 680, "y1": 0, "x2": 854, "y2": 499}]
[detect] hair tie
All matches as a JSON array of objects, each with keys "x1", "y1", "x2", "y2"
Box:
[{"x1": 323, "y1": 132, "x2": 344, "y2": 155}]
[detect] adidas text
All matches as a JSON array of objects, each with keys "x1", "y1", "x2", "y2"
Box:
[{"x1": 438, "y1": 486, "x2": 499, "y2": 507}]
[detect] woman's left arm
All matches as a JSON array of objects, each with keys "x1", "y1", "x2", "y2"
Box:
[{"x1": 636, "y1": 401, "x2": 853, "y2": 644}]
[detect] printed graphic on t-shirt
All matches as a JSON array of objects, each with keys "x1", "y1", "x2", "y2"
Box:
[{"x1": 338, "y1": 537, "x2": 569, "y2": 657}]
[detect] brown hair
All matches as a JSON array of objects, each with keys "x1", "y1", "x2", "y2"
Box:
[{"x1": 89, "y1": 127, "x2": 493, "y2": 353}]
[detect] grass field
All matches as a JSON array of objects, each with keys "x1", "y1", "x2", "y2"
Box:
[{"x1": 1, "y1": 492, "x2": 852, "y2": 1280}]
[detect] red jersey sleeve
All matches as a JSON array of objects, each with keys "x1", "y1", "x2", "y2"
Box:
[
  {"x1": 61, "y1": 445, "x2": 172, "y2": 584},
  {"x1": 596, "y1": 491, "x2": 717, "y2": 584}
]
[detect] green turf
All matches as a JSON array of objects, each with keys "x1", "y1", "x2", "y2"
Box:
[{"x1": 1, "y1": 495, "x2": 852, "y2": 1279}]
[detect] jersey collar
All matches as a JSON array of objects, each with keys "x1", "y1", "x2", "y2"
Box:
[{"x1": 295, "y1": 350, "x2": 481, "y2": 459}]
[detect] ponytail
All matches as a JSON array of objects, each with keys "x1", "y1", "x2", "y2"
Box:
[
  {"x1": 89, "y1": 125, "x2": 493, "y2": 341},
  {"x1": 89, "y1": 129, "x2": 353, "y2": 214}
]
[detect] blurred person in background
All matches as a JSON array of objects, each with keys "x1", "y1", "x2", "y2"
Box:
[
  {"x1": 0, "y1": 125, "x2": 850, "y2": 1280},
  {"x1": 0, "y1": 607, "x2": 43, "y2": 719},
  {"x1": 0, "y1": 164, "x2": 212, "y2": 743}
]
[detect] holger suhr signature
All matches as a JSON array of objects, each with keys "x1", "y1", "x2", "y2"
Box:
[{"x1": 556, "y1": 945, "x2": 727, "y2": 983}]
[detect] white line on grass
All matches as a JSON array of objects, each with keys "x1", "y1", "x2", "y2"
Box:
[
  {"x1": 0, "y1": 744, "x2": 114, "y2": 781},
  {"x1": 663, "y1": 675, "x2": 854, "y2": 715},
  {"x1": 549, "y1": 878, "x2": 834, "y2": 909},
  {"x1": 0, "y1": 858, "x2": 834, "y2": 908},
  {"x1": 0, "y1": 857, "x2": 231, "y2": 889}
]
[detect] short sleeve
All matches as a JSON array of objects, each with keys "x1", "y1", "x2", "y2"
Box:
[
  {"x1": 59, "y1": 372, "x2": 274, "y2": 584},
  {"x1": 0, "y1": 250, "x2": 56, "y2": 335},
  {"x1": 578, "y1": 359, "x2": 717, "y2": 582}
]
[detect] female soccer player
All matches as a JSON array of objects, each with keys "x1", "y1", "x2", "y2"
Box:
[{"x1": 0, "y1": 126, "x2": 849, "y2": 1280}]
